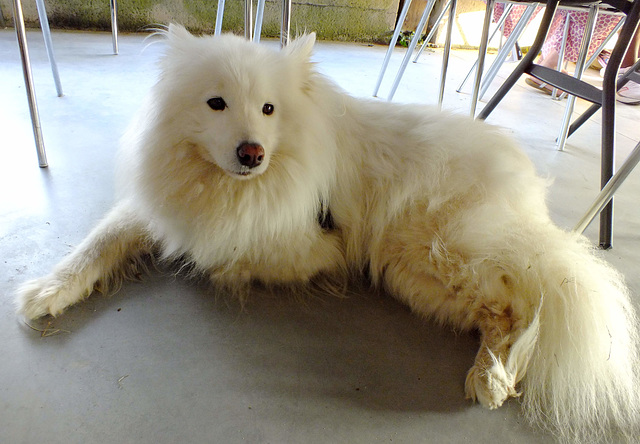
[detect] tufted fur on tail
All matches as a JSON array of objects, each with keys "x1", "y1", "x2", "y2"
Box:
[{"x1": 507, "y1": 227, "x2": 640, "y2": 443}]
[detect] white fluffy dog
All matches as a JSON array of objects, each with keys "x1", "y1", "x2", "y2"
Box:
[{"x1": 17, "y1": 26, "x2": 639, "y2": 442}]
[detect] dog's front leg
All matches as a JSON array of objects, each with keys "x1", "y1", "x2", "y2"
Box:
[{"x1": 16, "y1": 201, "x2": 153, "y2": 319}]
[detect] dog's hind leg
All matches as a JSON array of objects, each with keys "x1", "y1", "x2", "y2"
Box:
[
  {"x1": 17, "y1": 201, "x2": 153, "y2": 319},
  {"x1": 378, "y1": 223, "x2": 539, "y2": 409},
  {"x1": 463, "y1": 298, "x2": 538, "y2": 409}
]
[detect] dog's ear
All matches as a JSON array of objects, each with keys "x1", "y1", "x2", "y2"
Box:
[
  {"x1": 283, "y1": 33, "x2": 316, "y2": 91},
  {"x1": 283, "y1": 33, "x2": 316, "y2": 62},
  {"x1": 166, "y1": 24, "x2": 194, "y2": 42}
]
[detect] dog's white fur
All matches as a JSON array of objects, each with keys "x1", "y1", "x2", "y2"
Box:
[{"x1": 17, "y1": 26, "x2": 640, "y2": 442}]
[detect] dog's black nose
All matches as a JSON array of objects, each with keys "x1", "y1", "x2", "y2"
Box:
[{"x1": 236, "y1": 142, "x2": 265, "y2": 168}]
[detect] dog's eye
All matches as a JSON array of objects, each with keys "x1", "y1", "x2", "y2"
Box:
[
  {"x1": 262, "y1": 103, "x2": 274, "y2": 116},
  {"x1": 207, "y1": 97, "x2": 227, "y2": 111}
]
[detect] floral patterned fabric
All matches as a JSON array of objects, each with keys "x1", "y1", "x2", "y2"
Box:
[
  {"x1": 492, "y1": 3, "x2": 622, "y2": 63},
  {"x1": 541, "y1": 10, "x2": 622, "y2": 62}
]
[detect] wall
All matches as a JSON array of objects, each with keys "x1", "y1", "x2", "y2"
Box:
[
  {"x1": 0, "y1": 0, "x2": 540, "y2": 48},
  {"x1": 0, "y1": 0, "x2": 401, "y2": 42}
]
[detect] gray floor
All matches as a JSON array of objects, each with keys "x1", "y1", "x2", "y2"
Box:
[{"x1": 1, "y1": 29, "x2": 639, "y2": 444}]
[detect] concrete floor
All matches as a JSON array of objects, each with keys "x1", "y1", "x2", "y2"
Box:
[{"x1": 1, "y1": 29, "x2": 639, "y2": 444}]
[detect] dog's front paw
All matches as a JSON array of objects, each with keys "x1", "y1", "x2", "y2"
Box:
[
  {"x1": 464, "y1": 361, "x2": 519, "y2": 409},
  {"x1": 16, "y1": 276, "x2": 81, "y2": 319}
]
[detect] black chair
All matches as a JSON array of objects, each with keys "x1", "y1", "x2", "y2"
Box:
[
  {"x1": 574, "y1": 57, "x2": 640, "y2": 233},
  {"x1": 476, "y1": 0, "x2": 640, "y2": 249}
]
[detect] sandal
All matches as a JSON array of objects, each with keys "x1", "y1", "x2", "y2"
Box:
[{"x1": 525, "y1": 77, "x2": 566, "y2": 97}]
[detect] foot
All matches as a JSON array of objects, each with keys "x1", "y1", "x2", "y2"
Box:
[
  {"x1": 616, "y1": 68, "x2": 640, "y2": 105},
  {"x1": 464, "y1": 358, "x2": 520, "y2": 409},
  {"x1": 525, "y1": 77, "x2": 566, "y2": 97},
  {"x1": 17, "y1": 276, "x2": 85, "y2": 319}
]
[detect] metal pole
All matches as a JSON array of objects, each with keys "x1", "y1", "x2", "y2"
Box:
[
  {"x1": 556, "y1": 5, "x2": 598, "y2": 152},
  {"x1": 414, "y1": 0, "x2": 453, "y2": 63},
  {"x1": 387, "y1": 0, "x2": 437, "y2": 101},
  {"x1": 214, "y1": 0, "x2": 225, "y2": 35},
  {"x1": 280, "y1": 0, "x2": 292, "y2": 47},
  {"x1": 372, "y1": 0, "x2": 414, "y2": 96},
  {"x1": 438, "y1": 0, "x2": 457, "y2": 108},
  {"x1": 470, "y1": 0, "x2": 495, "y2": 117},
  {"x1": 34, "y1": 0, "x2": 63, "y2": 96},
  {"x1": 245, "y1": 0, "x2": 253, "y2": 40},
  {"x1": 110, "y1": 0, "x2": 118, "y2": 54},
  {"x1": 254, "y1": 0, "x2": 266, "y2": 43},
  {"x1": 13, "y1": 0, "x2": 48, "y2": 168},
  {"x1": 574, "y1": 141, "x2": 640, "y2": 234},
  {"x1": 477, "y1": 3, "x2": 537, "y2": 101}
]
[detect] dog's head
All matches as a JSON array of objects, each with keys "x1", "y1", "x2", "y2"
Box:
[{"x1": 153, "y1": 25, "x2": 316, "y2": 180}]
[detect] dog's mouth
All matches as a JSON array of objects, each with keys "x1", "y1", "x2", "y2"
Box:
[{"x1": 226, "y1": 165, "x2": 261, "y2": 179}]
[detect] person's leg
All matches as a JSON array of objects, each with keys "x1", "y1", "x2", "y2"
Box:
[
  {"x1": 621, "y1": 27, "x2": 640, "y2": 68},
  {"x1": 527, "y1": 11, "x2": 623, "y2": 94}
]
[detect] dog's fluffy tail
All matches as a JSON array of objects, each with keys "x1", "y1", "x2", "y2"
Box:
[{"x1": 511, "y1": 226, "x2": 640, "y2": 442}]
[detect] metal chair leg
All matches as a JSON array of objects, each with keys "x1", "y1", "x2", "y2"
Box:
[
  {"x1": 280, "y1": 0, "x2": 291, "y2": 47},
  {"x1": 34, "y1": 0, "x2": 63, "y2": 96},
  {"x1": 372, "y1": 0, "x2": 414, "y2": 97},
  {"x1": 245, "y1": 0, "x2": 253, "y2": 40},
  {"x1": 438, "y1": 0, "x2": 457, "y2": 107},
  {"x1": 477, "y1": 3, "x2": 537, "y2": 102},
  {"x1": 254, "y1": 0, "x2": 266, "y2": 42},
  {"x1": 413, "y1": 0, "x2": 453, "y2": 63},
  {"x1": 565, "y1": 18, "x2": 627, "y2": 139},
  {"x1": 470, "y1": 0, "x2": 496, "y2": 117},
  {"x1": 387, "y1": 0, "x2": 438, "y2": 101},
  {"x1": 583, "y1": 16, "x2": 624, "y2": 70},
  {"x1": 477, "y1": 0, "x2": 559, "y2": 120},
  {"x1": 556, "y1": 5, "x2": 599, "y2": 152},
  {"x1": 596, "y1": 1, "x2": 640, "y2": 248},
  {"x1": 574, "y1": 140, "x2": 640, "y2": 234},
  {"x1": 548, "y1": 9, "x2": 571, "y2": 98},
  {"x1": 456, "y1": 2, "x2": 514, "y2": 93},
  {"x1": 13, "y1": 0, "x2": 48, "y2": 168},
  {"x1": 214, "y1": 0, "x2": 225, "y2": 35},
  {"x1": 110, "y1": 0, "x2": 118, "y2": 54}
]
